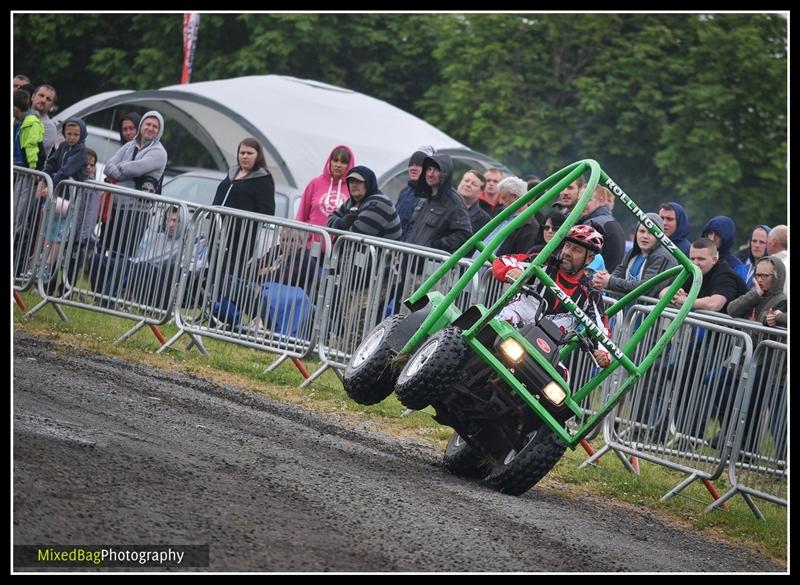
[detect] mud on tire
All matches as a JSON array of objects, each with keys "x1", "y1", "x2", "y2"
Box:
[
  {"x1": 442, "y1": 432, "x2": 492, "y2": 479},
  {"x1": 395, "y1": 326, "x2": 467, "y2": 410},
  {"x1": 343, "y1": 314, "x2": 405, "y2": 405},
  {"x1": 484, "y1": 426, "x2": 567, "y2": 496}
]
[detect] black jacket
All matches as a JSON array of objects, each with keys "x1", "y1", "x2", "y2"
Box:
[
  {"x1": 327, "y1": 165, "x2": 401, "y2": 240},
  {"x1": 213, "y1": 166, "x2": 276, "y2": 270},
  {"x1": 403, "y1": 154, "x2": 472, "y2": 252}
]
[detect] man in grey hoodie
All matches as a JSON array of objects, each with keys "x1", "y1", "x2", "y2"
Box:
[
  {"x1": 92, "y1": 111, "x2": 169, "y2": 296},
  {"x1": 103, "y1": 110, "x2": 168, "y2": 193}
]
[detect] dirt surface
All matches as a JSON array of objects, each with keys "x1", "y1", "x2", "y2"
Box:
[{"x1": 13, "y1": 334, "x2": 783, "y2": 572}]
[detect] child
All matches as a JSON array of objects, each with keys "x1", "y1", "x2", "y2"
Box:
[
  {"x1": 35, "y1": 118, "x2": 88, "y2": 286},
  {"x1": 86, "y1": 148, "x2": 97, "y2": 180},
  {"x1": 60, "y1": 148, "x2": 102, "y2": 291}
]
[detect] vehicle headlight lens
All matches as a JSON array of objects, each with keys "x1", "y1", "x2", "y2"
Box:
[
  {"x1": 542, "y1": 381, "x2": 566, "y2": 406},
  {"x1": 499, "y1": 338, "x2": 526, "y2": 363}
]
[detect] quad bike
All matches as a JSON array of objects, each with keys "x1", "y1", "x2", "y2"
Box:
[{"x1": 343, "y1": 160, "x2": 701, "y2": 495}]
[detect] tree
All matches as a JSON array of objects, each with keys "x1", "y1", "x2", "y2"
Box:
[{"x1": 14, "y1": 12, "x2": 786, "y2": 237}]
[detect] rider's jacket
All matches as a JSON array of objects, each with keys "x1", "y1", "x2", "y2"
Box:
[{"x1": 492, "y1": 252, "x2": 611, "y2": 360}]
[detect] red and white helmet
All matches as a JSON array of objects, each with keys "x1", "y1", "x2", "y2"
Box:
[{"x1": 565, "y1": 224, "x2": 604, "y2": 253}]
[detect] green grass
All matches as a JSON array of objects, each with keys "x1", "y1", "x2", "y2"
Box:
[{"x1": 13, "y1": 290, "x2": 786, "y2": 564}]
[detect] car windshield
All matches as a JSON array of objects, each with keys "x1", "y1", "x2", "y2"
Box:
[{"x1": 161, "y1": 175, "x2": 220, "y2": 206}]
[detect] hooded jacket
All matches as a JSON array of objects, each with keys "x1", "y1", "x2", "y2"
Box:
[
  {"x1": 403, "y1": 154, "x2": 471, "y2": 252},
  {"x1": 607, "y1": 212, "x2": 678, "y2": 297},
  {"x1": 666, "y1": 201, "x2": 691, "y2": 255},
  {"x1": 213, "y1": 165, "x2": 275, "y2": 216},
  {"x1": 118, "y1": 112, "x2": 142, "y2": 143},
  {"x1": 43, "y1": 117, "x2": 88, "y2": 188},
  {"x1": 735, "y1": 224, "x2": 772, "y2": 286},
  {"x1": 103, "y1": 110, "x2": 168, "y2": 192},
  {"x1": 702, "y1": 215, "x2": 744, "y2": 272},
  {"x1": 327, "y1": 165, "x2": 401, "y2": 240},
  {"x1": 296, "y1": 144, "x2": 355, "y2": 228},
  {"x1": 727, "y1": 255, "x2": 787, "y2": 326},
  {"x1": 395, "y1": 178, "x2": 420, "y2": 238},
  {"x1": 212, "y1": 165, "x2": 276, "y2": 270}
]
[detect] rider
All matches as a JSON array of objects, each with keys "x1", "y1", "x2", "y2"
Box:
[{"x1": 492, "y1": 224, "x2": 612, "y2": 368}]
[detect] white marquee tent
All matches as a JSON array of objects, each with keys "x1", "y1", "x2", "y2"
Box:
[{"x1": 54, "y1": 75, "x2": 506, "y2": 193}]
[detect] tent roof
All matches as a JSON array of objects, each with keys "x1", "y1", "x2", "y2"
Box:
[{"x1": 55, "y1": 75, "x2": 501, "y2": 191}]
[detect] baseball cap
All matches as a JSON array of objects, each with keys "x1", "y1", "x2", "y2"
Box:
[{"x1": 346, "y1": 170, "x2": 366, "y2": 182}]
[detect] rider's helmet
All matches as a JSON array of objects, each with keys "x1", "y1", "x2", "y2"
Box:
[{"x1": 564, "y1": 224, "x2": 604, "y2": 253}]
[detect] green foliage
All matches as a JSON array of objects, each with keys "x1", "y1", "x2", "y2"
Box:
[{"x1": 13, "y1": 12, "x2": 786, "y2": 237}]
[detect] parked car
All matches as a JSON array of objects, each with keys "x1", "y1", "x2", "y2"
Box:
[
  {"x1": 160, "y1": 169, "x2": 225, "y2": 208},
  {"x1": 161, "y1": 170, "x2": 298, "y2": 219}
]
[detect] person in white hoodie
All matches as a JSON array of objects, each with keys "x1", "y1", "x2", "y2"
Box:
[
  {"x1": 103, "y1": 110, "x2": 168, "y2": 193},
  {"x1": 98, "y1": 110, "x2": 168, "y2": 254},
  {"x1": 91, "y1": 111, "x2": 169, "y2": 298}
]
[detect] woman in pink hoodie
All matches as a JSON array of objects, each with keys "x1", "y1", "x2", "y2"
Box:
[{"x1": 296, "y1": 144, "x2": 355, "y2": 229}]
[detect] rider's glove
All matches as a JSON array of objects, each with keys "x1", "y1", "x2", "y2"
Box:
[{"x1": 492, "y1": 254, "x2": 528, "y2": 283}]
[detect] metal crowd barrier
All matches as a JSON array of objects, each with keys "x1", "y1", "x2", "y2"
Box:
[
  {"x1": 161, "y1": 206, "x2": 330, "y2": 367},
  {"x1": 587, "y1": 304, "x2": 755, "y2": 501},
  {"x1": 13, "y1": 166, "x2": 54, "y2": 311},
  {"x1": 22, "y1": 179, "x2": 192, "y2": 344},
  {"x1": 307, "y1": 232, "x2": 474, "y2": 387},
  {"x1": 708, "y1": 339, "x2": 787, "y2": 518},
  {"x1": 623, "y1": 294, "x2": 786, "y2": 347}
]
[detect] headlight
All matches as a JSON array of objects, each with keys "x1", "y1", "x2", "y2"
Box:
[
  {"x1": 542, "y1": 381, "x2": 566, "y2": 406},
  {"x1": 499, "y1": 338, "x2": 526, "y2": 363}
]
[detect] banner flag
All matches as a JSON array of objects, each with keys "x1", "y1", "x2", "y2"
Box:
[{"x1": 181, "y1": 13, "x2": 200, "y2": 84}]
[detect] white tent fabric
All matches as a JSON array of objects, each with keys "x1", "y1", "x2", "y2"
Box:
[
  {"x1": 55, "y1": 75, "x2": 501, "y2": 192},
  {"x1": 163, "y1": 75, "x2": 468, "y2": 187}
]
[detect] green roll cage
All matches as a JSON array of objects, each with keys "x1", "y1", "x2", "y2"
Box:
[{"x1": 399, "y1": 159, "x2": 701, "y2": 448}]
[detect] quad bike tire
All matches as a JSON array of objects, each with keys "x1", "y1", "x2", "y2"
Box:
[
  {"x1": 395, "y1": 326, "x2": 468, "y2": 410},
  {"x1": 343, "y1": 314, "x2": 405, "y2": 405},
  {"x1": 484, "y1": 425, "x2": 567, "y2": 496},
  {"x1": 442, "y1": 432, "x2": 493, "y2": 480}
]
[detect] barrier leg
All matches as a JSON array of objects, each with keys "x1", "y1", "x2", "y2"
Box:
[
  {"x1": 158, "y1": 329, "x2": 184, "y2": 352},
  {"x1": 660, "y1": 472, "x2": 699, "y2": 502},
  {"x1": 705, "y1": 488, "x2": 758, "y2": 518},
  {"x1": 612, "y1": 449, "x2": 639, "y2": 475},
  {"x1": 579, "y1": 439, "x2": 603, "y2": 465},
  {"x1": 579, "y1": 443, "x2": 610, "y2": 468},
  {"x1": 701, "y1": 478, "x2": 727, "y2": 509},
  {"x1": 265, "y1": 354, "x2": 289, "y2": 372},
  {"x1": 13, "y1": 291, "x2": 28, "y2": 312},
  {"x1": 114, "y1": 320, "x2": 146, "y2": 345},
  {"x1": 184, "y1": 333, "x2": 207, "y2": 356},
  {"x1": 149, "y1": 324, "x2": 167, "y2": 345},
  {"x1": 292, "y1": 358, "x2": 310, "y2": 379},
  {"x1": 25, "y1": 298, "x2": 68, "y2": 321},
  {"x1": 300, "y1": 363, "x2": 330, "y2": 388}
]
